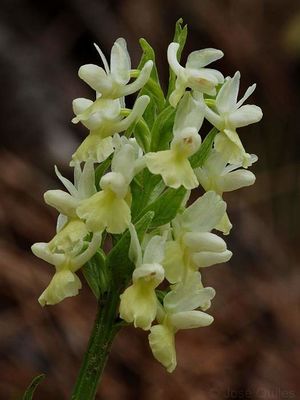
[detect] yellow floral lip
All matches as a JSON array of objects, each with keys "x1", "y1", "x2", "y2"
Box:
[{"x1": 77, "y1": 189, "x2": 131, "y2": 234}]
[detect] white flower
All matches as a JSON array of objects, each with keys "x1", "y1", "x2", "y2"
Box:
[
  {"x1": 163, "y1": 191, "x2": 232, "y2": 283},
  {"x1": 71, "y1": 95, "x2": 150, "y2": 163},
  {"x1": 31, "y1": 220, "x2": 102, "y2": 306},
  {"x1": 43, "y1": 161, "x2": 96, "y2": 222},
  {"x1": 145, "y1": 92, "x2": 204, "y2": 189},
  {"x1": 167, "y1": 43, "x2": 224, "y2": 107},
  {"x1": 205, "y1": 71, "x2": 263, "y2": 167},
  {"x1": 78, "y1": 38, "x2": 153, "y2": 99},
  {"x1": 195, "y1": 150, "x2": 257, "y2": 234},
  {"x1": 76, "y1": 136, "x2": 141, "y2": 234},
  {"x1": 119, "y1": 224, "x2": 165, "y2": 330},
  {"x1": 149, "y1": 272, "x2": 215, "y2": 372}
]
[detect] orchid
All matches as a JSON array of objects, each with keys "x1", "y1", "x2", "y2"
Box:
[
  {"x1": 43, "y1": 160, "x2": 96, "y2": 224},
  {"x1": 195, "y1": 150, "x2": 257, "y2": 234},
  {"x1": 76, "y1": 136, "x2": 142, "y2": 234},
  {"x1": 71, "y1": 95, "x2": 149, "y2": 163},
  {"x1": 149, "y1": 272, "x2": 215, "y2": 372},
  {"x1": 167, "y1": 42, "x2": 224, "y2": 107},
  {"x1": 145, "y1": 92, "x2": 203, "y2": 189},
  {"x1": 163, "y1": 191, "x2": 232, "y2": 283},
  {"x1": 119, "y1": 224, "x2": 165, "y2": 330},
  {"x1": 31, "y1": 220, "x2": 102, "y2": 306},
  {"x1": 205, "y1": 71, "x2": 263, "y2": 167},
  {"x1": 78, "y1": 38, "x2": 153, "y2": 99}
]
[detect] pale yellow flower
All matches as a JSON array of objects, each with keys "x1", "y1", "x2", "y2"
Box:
[
  {"x1": 149, "y1": 272, "x2": 215, "y2": 372},
  {"x1": 195, "y1": 150, "x2": 257, "y2": 234},
  {"x1": 72, "y1": 96, "x2": 149, "y2": 163},
  {"x1": 205, "y1": 71, "x2": 263, "y2": 167},
  {"x1": 32, "y1": 219, "x2": 102, "y2": 306},
  {"x1": 119, "y1": 224, "x2": 166, "y2": 330},
  {"x1": 167, "y1": 42, "x2": 224, "y2": 107},
  {"x1": 146, "y1": 92, "x2": 203, "y2": 189},
  {"x1": 78, "y1": 38, "x2": 153, "y2": 99},
  {"x1": 76, "y1": 137, "x2": 141, "y2": 234},
  {"x1": 163, "y1": 191, "x2": 232, "y2": 283}
]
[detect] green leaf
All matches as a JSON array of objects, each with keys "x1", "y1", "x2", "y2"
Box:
[
  {"x1": 22, "y1": 374, "x2": 45, "y2": 400},
  {"x1": 95, "y1": 157, "x2": 111, "y2": 190},
  {"x1": 131, "y1": 169, "x2": 162, "y2": 219},
  {"x1": 150, "y1": 105, "x2": 176, "y2": 151},
  {"x1": 136, "y1": 38, "x2": 165, "y2": 128},
  {"x1": 133, "y1": 117, "x2": 151, "y2": 152},
  {"x1": 106, "y1": 211, "x2": 154, "y2": 288},
  {"x1": 138, "y1": 186, "x2": 187, "y2": 228},
  {"x1": 83, "y1": 250, "x2": 108, "y2": 299},
  {"x1": 190, "y1": 127, "x2": 218, "y2": 168},
  {"x1": 137, "y1": 38, "x2": 159, "y2": 82},
  {"x1": 167, "y1": 18, "x2": 188, "y2": 100}
]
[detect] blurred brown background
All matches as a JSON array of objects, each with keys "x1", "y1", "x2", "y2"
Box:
[{"x1": 0, "y1": 0, "x2": 300, "y2": 399}]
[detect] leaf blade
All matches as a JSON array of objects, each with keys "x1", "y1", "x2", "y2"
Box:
[{"x1": 22, "y1": 374, "x2": 45, "y2": 400}]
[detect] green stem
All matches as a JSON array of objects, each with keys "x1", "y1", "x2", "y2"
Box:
[{"x1": 71, "y1": 290, "x2": 120, "y2": 400}]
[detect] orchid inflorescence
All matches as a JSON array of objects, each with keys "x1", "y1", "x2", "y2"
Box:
[{"x1": 32, "y1": 20, "x2": 262, "y2": 373}]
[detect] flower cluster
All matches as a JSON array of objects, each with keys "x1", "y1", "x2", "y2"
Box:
[{"x1": 32, "y1": 22, "x2": 262, "y2": 373}]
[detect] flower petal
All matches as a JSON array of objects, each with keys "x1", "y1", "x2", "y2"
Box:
[
  {"x1": 169, "y1": 310, "x2": 214, "y2": 330},
  {"x1": 204, "y1": 105, "x2": 223, "y2": 130},
  {"x1": 183, "y1": 232, "x2": 227, "y2": 252},
  {"x1": 133, "y1": 263, "x2": 164, "y2": 287},
  {"x1": 173, "y1": 92, "x2": 205, "y2": 137},
  {"x1": 169, "y1": 75, "x2": 187, "y2": 107},
  {"x1": 110, "y1": 38, "x2": 131, "y2": 84},
  {"x1": 114, "y1": 95, "x2": 150, "y2": 132},
  {"x1": 73, "y1": 98, "x2": 94, "y2": 116},
  {"x1": 119, "y1": 283, "x2": 157, "y2": 330},
  {"x1": 192, "y1": 249, "x2": 232, "y2": 268},
  {"x1": 236, "y1": 84, "x2": 256, "y2": 108},
  {"x1": 77, "y1": 160, "x2": 97, "y2": 199},
  {"x1": 187, "y1": 68, "x2": 222, "y2": 94},
  {"x1": 71, "y1": 135, "x2": 114, "y2": 164},
  {"x1": 221, "y1": 169, "x2": 256, "y2": 192},
  {"x1": 216, "y1": 71, "x2": 240, "y2": 114},
  {"x1": 111, "y1": 143, "x2": 136, "y2": 183},
  {"x1": 44, "y1": 190, "x2": 78, "y2": 217},
  {"x1": 163, "y1": 241, "x2": 185, "y2": 284},
  {"x1": 54, "y1": 166, "x2": 78, "y2": 197},
  {"x1": 180, "y1": 191, "x2": 226, "y2": 232},
  {"x1": 149, "y1": 324, "x2": 177, "y2": 373},
  {"x1": 94, "y1": 42, "x2": 110, "y2": 74},
  {"x1": 143, "y1": 235, "x2": 166, "y2": 265},
  {"x1": 146, "y1": 150, "x2": 198, "y2": 189},
  {"x1": 100, "y1": 172, "x2": 128, "y2": 198},
  {"x1": 167, "y1": 42, "x2": 183, "y2": 75},
  {"x1": 186, "y1": 48, "x2": 224, "y2": 69},
  {"x1": 228, "y1": 104, "x2": 263, "y2": 128},
  {"x1": 128, "y1": 223, "x2": 142, "y2": 268},
  {"x1": 78, "y1": 64, "x2": 111, "y2": 93},
  {"x1": 214, "y1": 130, "x2": 252, "y2": 168},
  {"x1": 164, "y1": 272, "x2": 216, "y2": 313},
  {"x1": 38, "y1": 270, "x2": 82, "y2": 307},
  {"x1": 122, "y1": 60, "x2": 153, "y2": 96},
  {"x1": 215, "y1": 212, "x2": 233, "y2": 236},
  {"x1": 77, "y1": 190, "x2": 131, "y2": 234}
]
